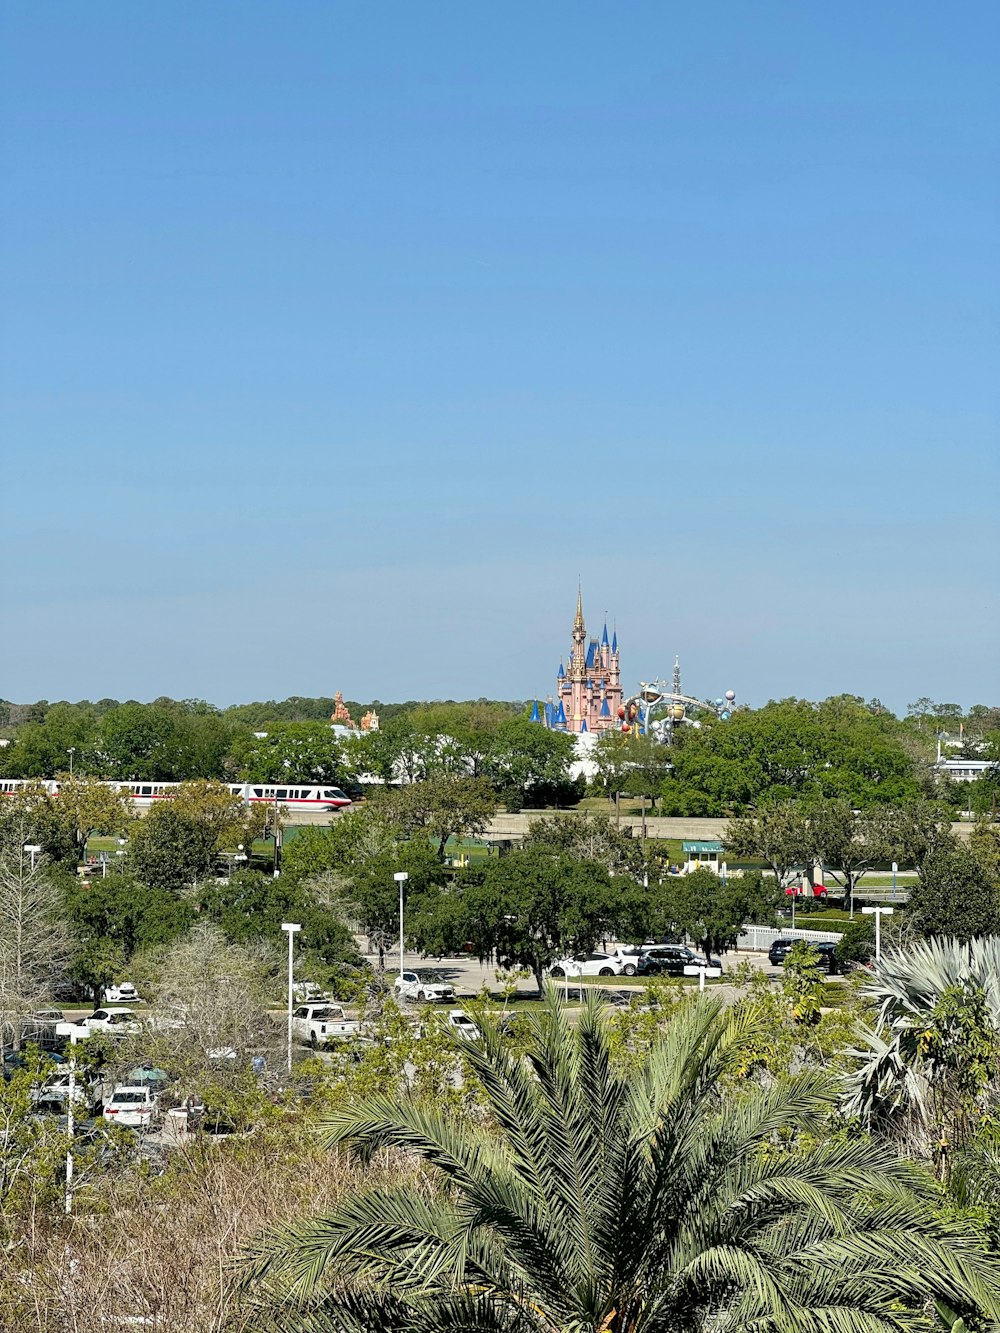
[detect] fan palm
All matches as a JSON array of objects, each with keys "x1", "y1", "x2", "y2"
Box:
[
  {"x1": 240, "y1": 991, "x2": 1000, "y2": 1332},
  {"x1": 842, "y1": 936, "x2": 1000, "y2": 1133}
]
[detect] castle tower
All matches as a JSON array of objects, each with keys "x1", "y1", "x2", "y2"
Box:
[{"x1": 544, "y1": 591, "x2": 621, "y2": 734}]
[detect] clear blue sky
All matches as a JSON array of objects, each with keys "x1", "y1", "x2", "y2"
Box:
[{"x1": 2, "y1": 2, "x2": 997, "y2": 712}]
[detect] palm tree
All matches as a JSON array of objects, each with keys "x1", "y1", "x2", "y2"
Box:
[
  {"x1": 240, "y1": 991, "x2": 999, "y2": 1332},
  {"x1": 842, "y1": 936, "x2": 1000, "y2": 1143}
]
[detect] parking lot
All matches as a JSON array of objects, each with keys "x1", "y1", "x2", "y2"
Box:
[{"x1": 366, "y1": 944, "x2": 784, "y2": 1003}]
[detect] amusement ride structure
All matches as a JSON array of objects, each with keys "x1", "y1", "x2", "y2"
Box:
[{"x1": 619, "y1": 657, "x2": 736, "y2": 742}]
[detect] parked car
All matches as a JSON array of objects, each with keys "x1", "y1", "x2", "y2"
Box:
[
  {"x1": 768, "y1": 939, "x2": 839, "y2": 974},
  {"x1": 104, "y1": 982, "x2": 139, "y2": 1004},
  {"x1": 446, "y1": 1009, "x2": 480, "y2": 1040},
  {"x1": 614, "y1": 946, "x2": 646, "y2": 977},
  {"x1": 393, "y1": 971, "x2": 455, "y2": 1003},
  {"x1": 291, "y1": 1003, "x2": 363, "y2": 1048},
  {"x1": 547, "y1": 952, "x2": 624, "y2": 979},
  {"x1": 103, "y1": 1084, "x2": 160, "y2": 1129},
  {"x1": 74, "y1": 1007, "x2": 142, "y2": 1037},
  {"x1": 31, "y1": 1070, "x2": 102, "y2": 1116},
  {"x1": 637, "y1": 946, "x2": 722, "y2": 978}
]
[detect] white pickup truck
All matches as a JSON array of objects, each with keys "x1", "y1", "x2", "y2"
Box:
[
  {"x1": 291, "y1": 1003, "x2": 362, "y2": 1048},
  {"x1": 393, "y1": 971, "x2": 455, "y2": 1004}
]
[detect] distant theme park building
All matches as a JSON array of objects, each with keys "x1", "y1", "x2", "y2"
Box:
[{"x1": 531, "y1": 591, "x2": 622, "y2": 733}]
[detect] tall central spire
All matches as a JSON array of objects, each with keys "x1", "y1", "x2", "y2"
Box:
[{"x1": 570, "y1": 586, "x2": 587, "y2": 681}]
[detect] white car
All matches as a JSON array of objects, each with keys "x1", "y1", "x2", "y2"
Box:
[
  {"x1": 393, "y1": 971, "x2": 455, "y2": 1003},
  {"x1": 103, "y1": 1084, "x2": 160, "y2": 1129},
  {"x1": 30, "y1": 1071, "x2": 102, "y2": 1115},
  {"x1": 104, "y1": 982, "x2": 139, "y2": 1003},
  {"x1": 547, "y1": 952, "x2": 625, "y2": 979},
  {"x1": 75, "y1": 1007, "x2": 142, "y2": 1036},
  {"x1": 614, "y1": 946, "x2": 646, "y2": 977},
  {"x1": 446, "y1": 1009, "x2": 480, "y2": 1041}
]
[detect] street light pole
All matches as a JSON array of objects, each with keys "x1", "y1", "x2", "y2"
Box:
[
  {"x1": 55, "y1": 1023, "x2": 90, "y2": 1215},
  {"x1": 271, "y1": 792, "x2": 284, "y2": 878},
  {"x1": 394, "y1": 872, "x2": 409, "y2": 981},
  {"x1": 862, "y1": 905, "x2": 894, "y2": 964},
  {"x1": 67, "y1": 747, "x2": 75, "y2": 777},
  {"x1": 280, "y1": 923, "x2": 301, "y2": 1073},
  {"x1": 891, "y1": 861, "x2": 898, "y2": 898}
]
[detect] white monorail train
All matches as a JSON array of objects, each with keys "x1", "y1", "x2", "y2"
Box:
[{"x1": 0, "y1": 778, "x2": 352, "y2": 812}]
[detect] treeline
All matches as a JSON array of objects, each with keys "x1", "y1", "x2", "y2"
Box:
[
  {"x1": 592, "y1": 694, "x2": 1000, "y2": 817},
  {"x1": 1, "y1": 692, "x2": 998, "y2": 817}
]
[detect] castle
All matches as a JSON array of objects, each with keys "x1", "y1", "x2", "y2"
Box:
[{"x1": 531, "y1": 591, "x2": 622, "y2": 733}]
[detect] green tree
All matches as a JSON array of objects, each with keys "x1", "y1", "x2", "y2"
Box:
[
  {"x1": 866, "y1": 799, "x2": 955, "y2": 872},
  {"x1": 0, "y1": 785, "x2": 78, "y2": 866},
  {"x1": 484, "y1": 716, "x2": 579, "y2": 810},
  {"x1": 0, "y1": 702, "x2": 98, "y2": 778},
  {"x1": 665, "y1": 697, "x2": 923, "y2": 816},
  {"x1": 724, "y1": 800, "x2": 810, "y2": 888},
  {"x1": 661, "y1": 867, "x2": 778, "y2": 961},
  {"x1": 278, "y1": 808, "x2": 398, "y2": 888},
  {"x1": 907, "y1": 844, "x2": 1000, "y2": 942},
  {"x1": 521, "y1": 812, "x2": 643, "y2": 876},
  {"x1": 781, "y1": 941, "x2": 826, "y2": 1024},
  {"x1": 198, "y1": 867, "x2": 360, "y2": 972},
  {"x1": 47, "y1": 774, "x2": 134, "y2": 857},
  {"x1": 241, "y1": 994, "x2": 1000, "y2": 1331},
  {"x1": 168, "y1": 778, "x2": 269, "y2": 850},
  {"x1": 405, "y1": 702, "x2": 514, "y2": 777},
  {"x1": 95, "y1": 702, "x2": 186, "y2": 780},
  {"x1": 126, "y1": 805, "x2": 220, "y2": 892},
  {"x1": 834, "y1": 917, "x2": 876, "y2": 970},
  {"x1": 376, "y1": 775, "x2": 497, "y2": 860},
  {"x1": 348, "y1": 842, "x2": 449, "y2": 968},
  {"x1": 62, "y1": 870, "x2": 193, "y2": 1000},
  {"x1": 459, "y1": 847, "x2": 617, "y2": 992},
  {"x1": 228, "y1": 722, "x2": 346, "y2": 784}
]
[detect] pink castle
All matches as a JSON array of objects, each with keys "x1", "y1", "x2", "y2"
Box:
[{"x1": 531, "y1": 591, "x2": 622, "y2": 733}]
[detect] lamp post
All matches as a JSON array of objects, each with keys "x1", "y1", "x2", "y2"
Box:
[
  {"x1": 280, "y1": 923, "x2": 301, "y2": 1073},
  {"x1": 862, "y1": 905, "x2": 894, "y2": 964},
  {"x1": 683, "y1": 961, "x2": 723, "y2": 993},
  {"x1": 891, "y1": 861, "x2": 898, "y2": 899},
  {"x1": 23, "y1": 844, "x2": 41, "y2": 873},
  {"x1": 67, "y1": 747, "x2": 75, "y2": 777},
  {"x1": 55, "y1": 1022, "x2": 90, "y2": 1214},
  {"x1": 394, "y1": 872, "x2": 409, "y2": 981},
  {"x1": 272, "y1": 793, "x2": 282, "y2": 878}
]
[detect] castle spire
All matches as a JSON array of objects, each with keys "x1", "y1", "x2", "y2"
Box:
[{"x1": 570, "y1": 587, "x2": 587, "y2": 681}]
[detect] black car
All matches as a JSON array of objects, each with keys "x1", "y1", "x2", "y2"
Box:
[
  {"x1": 768, "y1": 939, "x2": 794, "y2": 966},
  {"x1": 638, "y1": 946, "x2": 723, "y2": 977},
  {"x1": 768, "y1": 938, "x2": 839, "y2": 974}
]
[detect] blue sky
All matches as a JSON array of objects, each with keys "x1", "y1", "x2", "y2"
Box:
[{"x1": 2, "y1": 2, "x2": 997, "y2": 712}]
